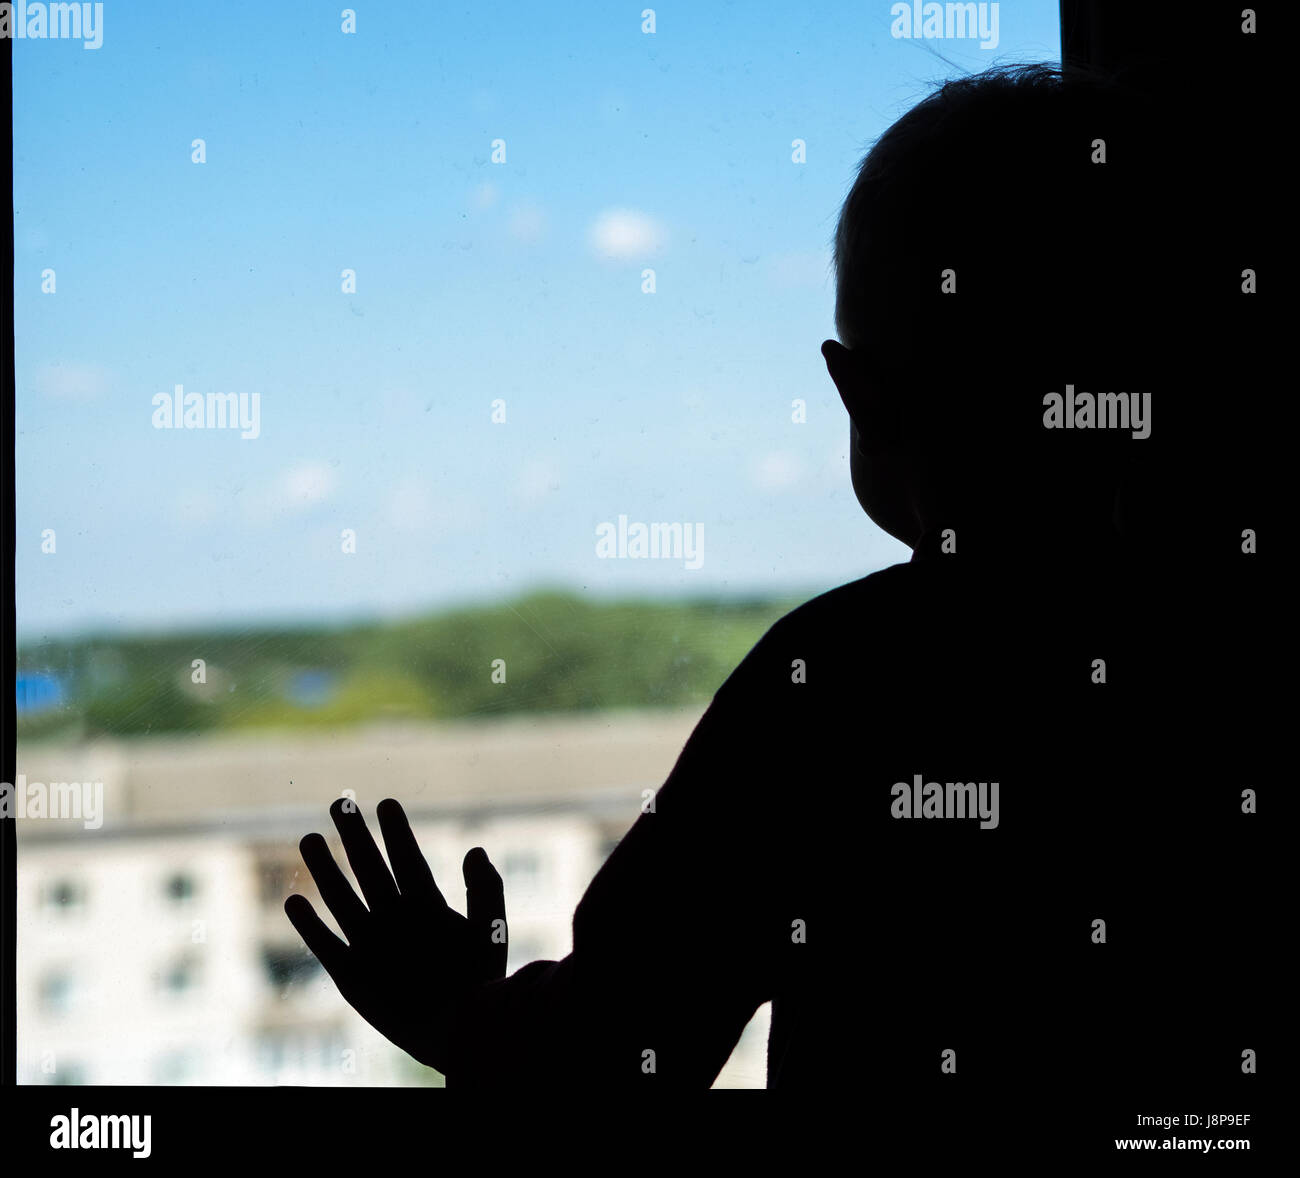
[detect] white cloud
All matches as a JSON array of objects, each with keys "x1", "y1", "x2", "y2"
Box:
[
  {"x1": 751, "y1": 451, "x2": 805, "y2": 492},
  {"x1": 34, "y1": 362, "x2": 109, "y2": 401},
  {"x1": 282, "y1": 463, "x2": 335, "y2": 507},
  {"x1": 240, "y1": 462, "x2": 337, "y2": 525},
  {"x1": 509, "y1": 203, "x2": 546, "y2": 243},
  {"x1": 265, "y1": 463, "x2": 337, "y2": 518},
  {"x1": 588, "y1": 209, "x2": 667, "y2": 260},
  {"x1": 471, "y1": 181, "x2": 500, "y2": 211}
]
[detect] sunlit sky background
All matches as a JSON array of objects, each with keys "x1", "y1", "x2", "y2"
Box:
[{"x1": 15, "y1": 1, "x2": 1059, "y2": 637}]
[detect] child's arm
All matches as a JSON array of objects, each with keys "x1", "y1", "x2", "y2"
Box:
[
  {"x1": 288, "y1": 621, "x2": 798, "y2": 1085},
  {"x1": 444, "y1": 634, "x2": 798, "y2": 1087}
]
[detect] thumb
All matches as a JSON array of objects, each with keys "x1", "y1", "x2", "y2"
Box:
[{"x1": 464, "y1": 847, "x2": 508, "y2": 979}]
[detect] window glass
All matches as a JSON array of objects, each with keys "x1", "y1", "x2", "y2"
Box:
[{"x1": 15, "y1": 1, "x2": 1060, "y2": 1086}]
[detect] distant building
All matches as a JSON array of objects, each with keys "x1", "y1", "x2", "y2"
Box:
[{"x1": 17, "y1": 710, "x2": 771, "y2": 1087}]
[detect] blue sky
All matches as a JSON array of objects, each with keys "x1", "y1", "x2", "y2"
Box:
[{"x1": 14, "y1": 1, "x2": 1060, "y2": 637}]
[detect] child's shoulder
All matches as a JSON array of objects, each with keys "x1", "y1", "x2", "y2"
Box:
[
  {"x1": 714, "y1": 561, "x2": 920, "y2": 702},
  {"x1": 772, "y1": 561, "x2": 918, "y2": 635}
]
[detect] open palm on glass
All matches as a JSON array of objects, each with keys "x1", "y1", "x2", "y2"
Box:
[{"x1": 285, "y1": 797, "x2": 507, "y2": 1074}]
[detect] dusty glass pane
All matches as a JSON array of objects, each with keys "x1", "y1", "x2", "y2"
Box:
[{"x1": 14, "y1": 1, "x2": 1060, "y2": 1086}]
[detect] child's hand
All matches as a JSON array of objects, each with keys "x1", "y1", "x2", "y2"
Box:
[{"x1": 285, "y1": 797, "x2": 507, "y2": 1074}]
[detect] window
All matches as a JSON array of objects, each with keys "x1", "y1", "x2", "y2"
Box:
[
  {"x1": 46, "y1": 1062, "x2": 88, "y2": 1086},
  {"x1": 258, "y1": 858, "x2": 297, "y2": 907},
  {"x1": 503, "y1": 851, "x2": 541, "y2": 887},
  {"x1": 158, "y1": 953, "x2": 203, "y2": 997},
  {"x1": 256, "y1": 1027, "x2": 345, "y2": 1077},
  {"x1": 153, "y1": 1048, "x2": 204, "y2": 1084},
  {"x1": 39, "y1": 968, "x2": 80, "y2": 1017},
  {"x1": 40, "y1": 877, "x2": 87, "y2": 913},
  {"x1": 164, "y1": 872, "x2": 198, "y2": 904},
  {"x1": 13, "y1": 2, "x2": 1063, "y2": 1090},
  {"x1": 262, "y1": 945, "x2": 323, "y2": 990}
]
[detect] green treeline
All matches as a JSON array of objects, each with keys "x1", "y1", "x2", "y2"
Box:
[{"x1": 17, "y1": 590, "x2": 802, "y2": 738}]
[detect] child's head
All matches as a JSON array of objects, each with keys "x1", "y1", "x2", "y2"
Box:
[{"x1": 823, "y1": 63, "x2": 1161, "y2": 549}]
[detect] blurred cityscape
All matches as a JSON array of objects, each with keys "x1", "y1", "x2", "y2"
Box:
[
  {"x1": 16, "y1": 595, "x2": 791, "y2": 1087},
  {"x1": 11, "y1": 0, "x2": 1059, "y2": 1094}
]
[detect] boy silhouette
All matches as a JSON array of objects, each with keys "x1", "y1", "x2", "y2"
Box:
[{"x1": 286, "y1": 63, "x2": 1253, "y2": 1102}]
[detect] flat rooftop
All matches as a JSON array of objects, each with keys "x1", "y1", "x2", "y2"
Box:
[{"x1": 14, "y1": 708, "x2": 706, "y2": 840}]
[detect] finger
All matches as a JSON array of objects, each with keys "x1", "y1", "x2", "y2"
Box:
[
  {"x1": 284, "y1": 894, "x2": 350, "y2": 980},
  {"x1": 331, "y1": 797, "x2": 401, "y2": 911},
  {"x1": 464, "y1": 847, "x2": 508, "y2": 978},
  {"x1": 300, "y1": 832, "x2": 370, "y2": 941},
  {"x1": 376, "y1": 798, "x2": 445, "y2": 907}
]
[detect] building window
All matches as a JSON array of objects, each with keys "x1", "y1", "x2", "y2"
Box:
[
  {"x1": 256, "y1": 1027, "x2": 344, "y2": 1076},
  {"x1": 154, "y1": 1048, "x2": 203, "y2": 1083},
  {"x1": 39, "y1": 969, "x2": 80, "y2": 1016},
  {"x1": 259, "y1": 860, "x2": 295, "y2": 906},
  {"x1": 164, "y1": 871, "x2": 198, "y2": 904},
  {"x1": 40, "y1": 877, "x2": 87, "y2": 913},
  {"x1": 159, "y1": 953, "x2": 203, "y2": 996},
  {"x1": 262, "y1": 945, "x2": 323, "y2": 989},
  {"x1": 503, "y1": 851, "x2": 541, "y2": 886}
]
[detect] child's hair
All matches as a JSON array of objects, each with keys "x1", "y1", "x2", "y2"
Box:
[{"x1": 831, "y1": 62, "x2": 1167, "y2": 459}]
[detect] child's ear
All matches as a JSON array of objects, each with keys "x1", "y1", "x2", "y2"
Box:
[
  {"x1": 822, "y1": 339, "x2": 870, "y2": 424},
  {"x1": 821, "y1": 339, "x2": 903, "y2": 451}
]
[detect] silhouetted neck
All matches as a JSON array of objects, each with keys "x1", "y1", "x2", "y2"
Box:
[{"x1": 910, "y1": 518, "x2": 1127, "y2": 565}]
